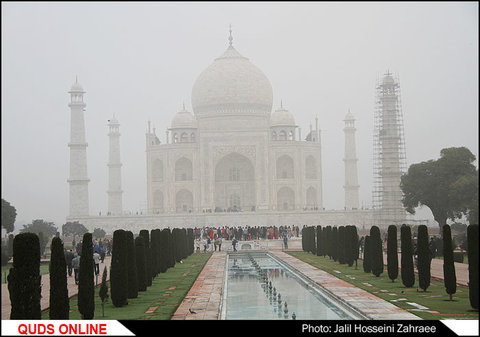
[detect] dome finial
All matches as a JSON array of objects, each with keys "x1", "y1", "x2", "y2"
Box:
[{"x1": 228, "y1": 24, "x2": 233, "y2": 47}]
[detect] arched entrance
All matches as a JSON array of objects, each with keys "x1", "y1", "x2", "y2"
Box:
[{"x1": 215, "y1": 152, "x2": 255, "y2": 212}]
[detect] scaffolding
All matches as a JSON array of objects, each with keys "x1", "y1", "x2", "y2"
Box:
[{"x1": 372, "y1": 71, "x2": 407, "y2": 228}]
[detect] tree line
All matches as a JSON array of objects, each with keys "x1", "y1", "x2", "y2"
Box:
[
  {"x1": 7, "y1": 226, "x2": 195, "y2": 319},
  {"x1": 302, "y1": 224, "x2": 478, "y2": 310}
]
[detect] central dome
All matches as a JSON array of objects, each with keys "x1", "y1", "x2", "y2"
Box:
[{"x1": 191, "y1": 45, "x2": 273, "y2": 116}]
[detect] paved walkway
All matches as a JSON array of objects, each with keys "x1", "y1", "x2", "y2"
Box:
[
  {"x1": 172, "y1": 250, "x2": 419, "y2": 320},
  {"x1": 172, "y1": 252, "x2": 226, "y2": 320},
  {"x1": 1, "y1": 256, "x2": 111, "y2": 320},
  {"x1": 381, "y1": 253, "x2": 469, "y2": 287}
]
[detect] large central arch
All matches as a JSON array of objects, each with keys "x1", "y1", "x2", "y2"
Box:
[{"x1": 215, "y1": 152, "x2": 256, "y2": 212}]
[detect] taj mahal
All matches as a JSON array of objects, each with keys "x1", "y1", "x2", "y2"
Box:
[{"x1": 67, "y1": 30, "x2": 410, "y2": 233}]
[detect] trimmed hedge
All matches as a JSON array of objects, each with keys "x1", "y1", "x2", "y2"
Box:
[
  {"x1": 417, "y1": 225, "x2": 431, "y2": 291},
  {"x1": 363, "y1": 235, "x2": 371, "y2": 273},
  {"x1": 78, "y1": 233, "x2": 94, "y2": 319},
  {"x1": 134, "y1": 236, "x2": 147, "y2": 291},
  {"x1": 467, "y1": 224, "x2": 478, "y2": 309},
  {"x1": 370, "y1": 226, "x2": 383, "y2": 277},
  {"x1": 443, "y1": 224, "x2": 457, "y2": 300},
  {"x1": 401, "y1": 224, "x2": 415, "y2": 288},
  {"x1": 126, "y1": 231, "x2": 138, "y2": 299},
  {"x1": 111, "y1": 229, "x2": 128, "y2": 307},
  {"x1": 387, "y1": 225, "x2": 398, "y2": 282},
  {"x1": 139, "y1": 230, "x2": 152, "y2": 287},
  {"x1": 8, "y1": 232, "x2": 41, "y2": 319},
  {"x1": 49, "y1": 237, "x2": 69, "y2": 319}
]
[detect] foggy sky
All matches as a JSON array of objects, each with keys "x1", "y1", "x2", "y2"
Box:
[{"x1": 2, "y1": 2, "x2": 478, "y2": 231}]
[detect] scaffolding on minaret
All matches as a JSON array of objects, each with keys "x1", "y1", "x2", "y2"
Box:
[{"x1": 372, "y1": 71, "x2": 407, "y2": 228}]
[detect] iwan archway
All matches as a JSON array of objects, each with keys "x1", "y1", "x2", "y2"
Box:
[{"x1": 214, "y1": 152, "x2": 256, "y2": 212}]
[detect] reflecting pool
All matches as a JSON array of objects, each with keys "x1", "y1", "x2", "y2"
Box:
[{"x1": 221, "y1": 252, "x2": 366, "y2": 320}]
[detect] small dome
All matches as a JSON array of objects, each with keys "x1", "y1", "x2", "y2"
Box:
[
  {"x1": 70, "y1": 79, "x2": 84, "y2": 92},
  {"x1": 270, "y1": 106, "x2": 295, "y2": 126},
  {"x1": 344, "y1": 110, "x2": 355, "y2": 121},
  {"x1": 382, "y1": 73, "x2": 395, "y2": 85},
  {"x1": 171, "y1": 107, "x2": 197, "y2": 129}
]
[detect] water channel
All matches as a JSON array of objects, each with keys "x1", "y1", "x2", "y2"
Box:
[{"x1": 220, "y1": 252, "x2": 367, "y2": 320}]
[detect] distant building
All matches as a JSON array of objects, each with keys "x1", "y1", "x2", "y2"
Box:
[{"x1": 67, "y1": 30, "x2": 378, "y2": 233}]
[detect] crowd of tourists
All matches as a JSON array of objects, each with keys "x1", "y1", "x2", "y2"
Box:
[{"x1": 64, "y1": 238, "x2": 112, "y2": 284}]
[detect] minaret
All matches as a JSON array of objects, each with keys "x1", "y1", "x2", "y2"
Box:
[
  {"x1": 107, "y1": 115, "x2": 123, "y2": 215},
  {"x1": 67, "y1": 78, "x2": 90, "y2": 217},
  {"x1": 343, "y1": 110, "x2": 360, "y2": 210},
  {"x1": 372, "y1": 71, "x2": 407, "y2": 227}
]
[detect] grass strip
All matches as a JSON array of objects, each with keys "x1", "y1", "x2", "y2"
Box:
[
  {"x1": 41, "y1": 252, "x2": 212, "y2": 320},
  {"x1": 288, "y1": 252, "x2": 478, "y2": 320}
]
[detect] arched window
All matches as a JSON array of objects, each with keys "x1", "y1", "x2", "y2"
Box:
[
  {"x1": 180, "y1": 132, "x2": 188, "y2": 143},
  {"x1": 288, "y1": 130, "x2": 294, "y2": 141},
  {"x1": 305, "y1": 155, "x2": 317, "y2": 179},
  {"x1": 276, "y1": 155, "x2": 294, "y2": 179},
  {"x1": 175, "y1": 157, "x2": 193, "y2": 181},
  {"x1": 306, "y1": 186, "x2": 317, "y2": 208},
  {"x1": 152, "y1": 159, "x2": 163, "y2": 181},
  {"x1": 176, "y1": 189, "x2": 193, "y2": 213},
  {"x1": 279, "y1": 130, "x2": 287, "y2": 141},
  {"x1": 153, "y1": 190, "x2": 164, "y2": 213},
  {"x1": 272, "y1": 131, "x2": 277, "y2": 141},
  {"x1": 277, "y1": 187, "x2": 295, "y2": 210},
  {"x1": 173, "y1": 133, "x2": 179, "y2": 143}
]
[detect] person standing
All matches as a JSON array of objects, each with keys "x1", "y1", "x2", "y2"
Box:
[
  {"x1": 93, "y1": 251, "x2": 100, "y2": 276},
  {"x1": 65, "y1": 249, "x2": 74, "y2": 277},
  {"x1": 72, "y1": 253, "x2": 81, "y2": 285},
  {"x1": 232, "y1": 238, "x2": 238, "y2": 252}
]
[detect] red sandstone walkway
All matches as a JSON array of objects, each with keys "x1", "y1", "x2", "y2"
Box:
[
  {"x1": 1, "y1": 256, "x2": 111, "y2": 320},
  {"x1": 172, "y1": 252, "x2": 226, "y2": 320}
]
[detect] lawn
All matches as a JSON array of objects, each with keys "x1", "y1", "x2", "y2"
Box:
[
  {"x1": 2, "y1": 263, "x2": 50, "y2": 284},
  {"x1": 41, "y1": 252, "x2": 212, "y2": 320},
  {"x1": 288, "y1": 252, "x2": 478, "y2": 320}
]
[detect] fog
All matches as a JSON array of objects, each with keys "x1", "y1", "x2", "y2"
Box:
[{"x1": 2, "y1": 2, "x2": 478, "y2": 230}]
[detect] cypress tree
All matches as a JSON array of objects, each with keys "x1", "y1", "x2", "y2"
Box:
[
  {"x1": 326, "y1": 226, "x2": 332, "y2": 259},
  {"x1": 135, "y1": 236, "x2": 147, "y2": 291},
  {"x1": 351, "y1": 226, "x2": 359, "y2": 269},
  {"x1": 387, "y1": 225, "x2": 398, "y2": 282},
  {"x1": 49, "y1": 237, "x2": 69, "y2": 319},
  {"x1": 316, "y1": 225, "x2": 322, "y2": 256},
  {"x1": 78, "y1": 232, "x2": 94, "y2": 319},
  {"x1": 159, "y1": 229, "x2": 169, "y2": 273},
  {"x1": 150, "y1": 229, "x2": 158, "y2": 278},
  {"x1": 401, "y1": 224, "x2": 415, "y2": 288},
  {"x1": 301, "y1": 226, "x2": 306, "y2": 252},
  {"x1": 99, "y1": 266, "x2": 109, "y2": 317},
  {"x1": 344, "y1": 226, "x2": 355, "y2": 267},
  {"x1": 181, "y1": 228, "x2": 188, "y2": 259},
  {"x1": 139, "y1": 230, "x2": 152, "y2": 286},
  {"x1": 417, "y1": 225, "x2": 431, "y2": 291},
  {"x1": 370, "y1": 226, "x2": 383, "y2": 277},
  {"x1": 338, "y1": 226, "x2": 346, "y2": 264},
  {"x1": 187, "y1": 228, "x2": 194, "y2": 256},
  {"x1": 443, "y1": 224, "x2": 456, "y2": 301},
  {"x1": 166, "y1": 228, "x2": 175, "y2": 268},
  {"x1": 467, "y1": 224, "x2": 478, "y2": 309},
  {"x1": 8, "y1": 233, "x2": 41, "y2": 319},
  {"x1": 363, "y1": 235, "x2": 371, "y2": 273},
  {"x1": 332, "y1": 227, "x2": 338, "y2": 261},
  {"x1": 126, "y1": 231, "x2": 138, "y2": 299},
  {"x1": 111, "y1": 229, "x2": 128, "y2": 307}
]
